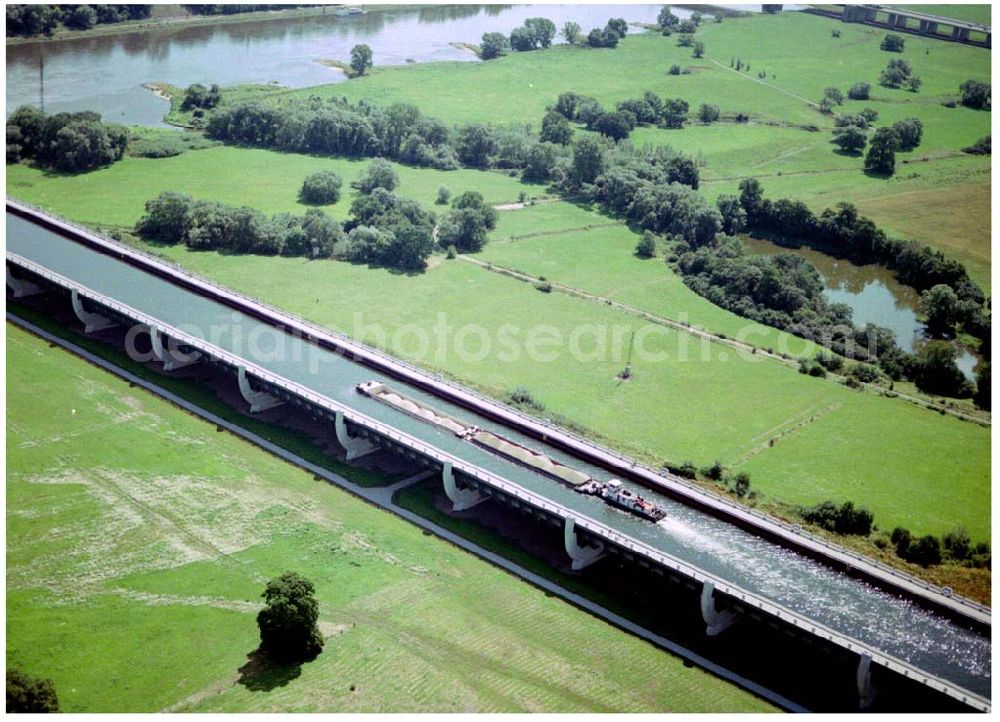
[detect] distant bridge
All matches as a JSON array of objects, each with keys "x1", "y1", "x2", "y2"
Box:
[{"x1": 807, "y1": 4, "x2": 991, "y2": 47}]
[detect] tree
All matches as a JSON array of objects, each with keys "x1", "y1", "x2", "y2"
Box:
[
  {"x1": 480, "y1": 31, "x2": 509, "y2": 60},
  {"x1": 864, "y1": 127, "x2": 898, "y2": 175},
  {"x1": 540, "y1": 110, "x2": 572, "y2": 145},
  {"x1": 135, "y1": 191, "x2": 195, "y2": 244},
  {"x1": 677, "y1": 33, "x2": 694, "y2": 47},
  {"x1": 455, "y1": 124, "x2": 497, "y2": 168},
  {"x1": 891, "y1": 117, "x2": 922, "y2": 151},
  {"x1": 660, "y1": 98, "x2": 689, "y2": 128},
  {"x1": 880, "y1": 58, "x2": 912, "y2": 87},
  {"x1": 880, "y1": 33, "x2": 905, "y2": 52},
  {"x1": 738, "y1": 178, "x2": 766, "y2": 226},
  {"x1": 593, "y1": 110, "x2": 634, "y2": 140},
  {"x1": 974, "y1": 364, "x2": 990, "y2": 410},
  {"x1": 587, "y1": 27, "x2": 618, "y2": 48},
  {"x1": 605, "y1": 18, "x2": 628, "y2": 39},
  {"x1": 823, "y1": 87, "x2": 845, "y2": 105},
  {"x1": 959, "y1": 79, "x2": 991, "y2": 109},
  {"x1": 906, "y1": 75, "x2": 922, "y2": 92},
  {"x1": 657, "y1": 6, "x2": 678, "y2": 29},
  {"x1": 697, "y1": 103, "x2": 720, "y2": 124},
  {"x1": 692, "y1": 41, "x2": 705, "y2": 58},
  {"x1": 350, "y1": 44, "x2": 373, "y2": 76},
  {"x1": 920, "y1": 284, "x2": 959, "y2": 337},
  {"x1": 256, "y1": 572, "x2": 324, "y2": 663},
  {"x1": 716, "y1": 194, "x2": 747, "y2": 235},
  {"x1": 510, "y1": 25, "x2": 537, "y2": 51},
  {"x1": 181, "y1": 83, "x2": 222, "y2": 111},
  {"x1": 562, "y1": 21, "x2": 581, "y2": 45},
  {"x1": 912, "y1": 342, "x2": 974, "y2": 397},
  {"x1": 64, "y1": 4, "x2": 97, "y2": 30},
  {"x1": 525, "y1": 17, "x2": 556, "y2": 48},
  {"x1": 437, "y1": 192, "x2": 497, "y2": 253},
  {"x1": 436, "y1": 184, "x2": 451, "y2": 205},
  {"x1": 353, "y1": 158, "x2": 399, "y2": 193},
  {"x1": 300, "y1": 171, "x2": 343, "y2": 205},
  {"x1": 7, "y1": 669, "x2": 59, "y2": 713},
  {"x1": 569, "y1": 137, "x2": 605, "y2": 187},
  {"x1": 832, "y1": 125, "x2": 867, "y2": 154},
  {"x1": 848, "y1": 82, "x2": 870, "y2": 100},
  {"x1": 635, "y1": 231, "x2": 657, "y2": 258}
]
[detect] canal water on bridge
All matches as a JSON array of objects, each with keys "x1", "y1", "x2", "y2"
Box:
[{"x1": 7, "y1": 212, "x2": 990, "y2": 700}]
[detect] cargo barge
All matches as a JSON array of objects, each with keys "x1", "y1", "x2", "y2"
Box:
[{"x1": 357, "y1": 381, "x2": 668, "y2": 523}]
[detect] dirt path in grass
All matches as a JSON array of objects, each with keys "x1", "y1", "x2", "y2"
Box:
[
  {"x1": 458, "y1": 255, "x2": 988, "y2": 426},
  {"x1": 708, "y1": 58, "x2": 821, "y2": 108}
]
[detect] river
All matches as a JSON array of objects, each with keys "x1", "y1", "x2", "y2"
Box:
[
  {"x1": 6, "y1": 3, "x2": 684, "y2": 127},
  {"x1": 741, "y1": 236, "x2": 982, "y2": 377}
]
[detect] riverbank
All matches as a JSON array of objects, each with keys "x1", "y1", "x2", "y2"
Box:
[{"x1": 5, "y1": 4, "x2": 435, "y2": 46}]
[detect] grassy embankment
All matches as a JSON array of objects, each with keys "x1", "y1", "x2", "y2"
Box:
[
  {"x1": 6, "y1": 322, "x2": 776, "y2": 713},
  {"x1": 7, "y1": 139, "x2": 990, "y2": 544}
]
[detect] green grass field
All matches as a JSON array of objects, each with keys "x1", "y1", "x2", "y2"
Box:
[
  {"x1": 6, "y1": 141, "x2": 991, "y2": 539},
  {"x1": 6, "y1": 323, "x2": 775, "y2": 713},
  {"x1": 6, "y1": 147, "x2": 545, "y2": 230}
]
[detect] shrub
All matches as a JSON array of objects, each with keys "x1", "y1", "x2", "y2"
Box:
[
  {"x1": 6, "y1": 669, "x2": 59, "y2": 713},
  {"x1": 635, "y1": 231, "x2": 657, "y2": 258},
  {"x1": 536, "y1": 280, "x2": 553, "y2": 293},
  {"x1": 352, "y1": 158, "x2": 399, "y2": 193},
  {"x1": 816, "y1": 351, "x2": 844, "y2": 373},
  {"x1": 801, "y1": 500, "x2": 874, "y2": 536},
  {"x1": 942, "y1": 527, "x2": 971, "y2": 561},
  {"x1": 669, "y1": 461, "x2": 698, "y2": 480},
  {"x1": 880, "y1": 33, "x2": 905, "y2": 52},
  {"x1": 906, "y1": 535, "x2": 942, "y2": 567},
  {"x1": 847, "y1": 82, "x2": 870, "y2": 100},
  {"x1": 848, "y1": 363, "x2": 880, "y2": 383},
  {"x1": 299, "y1": 170, "x2": 343, "y2": 205},
  {"x1": 959, "y1": 79, "x2": 991, "y2": 109},
  {"x1": 436, "y1": 184, "x2": 451, "y2": 205},
  {"x1": 962, "y1": 135, "x2": 991, "y2": 155},
  {"x1": 704, "y1": 460, "x2": 725, "y2": 481},
  {"x1": 508, "y1": 386, "x2": 545, "y2": 411}
]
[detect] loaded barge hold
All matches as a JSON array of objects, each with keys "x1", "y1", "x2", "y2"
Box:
[{"x1": 357, "y1": 380, "x2": 668, "y2": 523}]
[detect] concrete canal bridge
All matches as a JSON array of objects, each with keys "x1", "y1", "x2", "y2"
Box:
[
  {"x1": 6, "y1": 200, "x2": 991, "y2": 712},
  {"x1": 808, "y1": 4, "x2": 991, "y2": 47}
]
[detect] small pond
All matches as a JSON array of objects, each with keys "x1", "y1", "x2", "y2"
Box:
[{"x1": 741, "y1": 236, "x2": 981, "y2": 378}]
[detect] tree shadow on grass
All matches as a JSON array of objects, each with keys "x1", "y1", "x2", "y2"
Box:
[{"x1": 236, "y1": 648, "x2": 306, "y2": 693}]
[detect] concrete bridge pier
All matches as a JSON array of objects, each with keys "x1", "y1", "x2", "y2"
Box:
[
  {"x1": 563, "y1": 517, "x2": 605, "y2": 571},
  {"x1": 700, "y1": 582, "x2": 740, "y2": 636},
  {"x1": 442, "y1": 462, "x2": 485, "y2": 511},
  {"x1": 70, "y1": 289, "x2": 116, "y2": 333},
  {"x1": 334, "y1": 410, "x2": 378, "y2": 460},
  {"x1": 857, "y1": 653, "x2": 878, "y2": 709},
  {"x1": 237, "y1": 365, "x2": 284, "y2": 413},
  {"x1": 6, "y1": 266, "x2": 42, "y2": 298},
  {"x1": 149, "y1": 326, "x2": 200, "y2": 371}
]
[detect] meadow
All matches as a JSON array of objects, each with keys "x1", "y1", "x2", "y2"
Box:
[
  {"x1": 293, "y1": 10, "x2": 990, "y2": 281},
  {"x1": 6, "y1": 323, "x2": 775, "y2": 713}
]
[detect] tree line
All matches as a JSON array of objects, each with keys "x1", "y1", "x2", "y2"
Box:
[
  {"x1": 6, "y1": 4, "x2": 151, "y2": 37},
  {"x1": 6, "y1": 106, "x2": 129, "y2": 173},
  {"x1": 480, "y1": 16, "x2": 627, "y2": 59}
]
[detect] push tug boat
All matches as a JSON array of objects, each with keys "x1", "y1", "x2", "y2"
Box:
[{"x1": 357, "y1": 381, "x2": 669, "y2": 524}]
